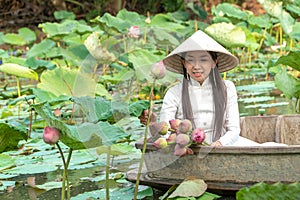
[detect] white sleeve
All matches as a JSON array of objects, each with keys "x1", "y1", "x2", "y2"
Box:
[{"x1": 159, "y1": 84, "x2": 181, "y2": 124}]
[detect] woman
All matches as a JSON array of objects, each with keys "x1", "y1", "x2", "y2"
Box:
[{"x1": 140, "y1": 30, "x2": 258, "y2": 146}]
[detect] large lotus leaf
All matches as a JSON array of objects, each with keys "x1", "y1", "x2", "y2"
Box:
[
  {"x1": 286, "y1": 4, "x2": 300, "y2": 18},
  {"x1": 96, "y1": 12, "x2": 131, "y2": 34},
  {"x1": 274, "y1": 69, "x2": 300, "y2": 99},
  {"x1": 213, "y1": 3, "x2": 248, "y2": 21},
  {"x1": 205, "y1": 23, "x2": 246, "y2": 48},
  {"x1": 32, "y1": 102, "x2": 128, "y2": 149},
  {"x1": 128, "y1": 49, "x2": 178, "y2": 83},
  {"x1": 38, "y1": 20, "x2": 77, "y2": 38},
  {"x1": 0, "y1": 122, "x2": 28, "y2": 153},
  {"x1": 168, "y1": 179, "x2": 207, "y2": 198},
  {"x1": 116, "y1": 9, "x2": 146, "y2": 27},
  {"x1": 2, "y1": 33, "x2": 26, "y2": 46},
  {"x1": 236, "y1": 182, "x2": 300, "y2": 200},
  {"x1": 18, "y1": 27, "x2": 36, "y2": 44},
  {"x1": 54, "y1": 10, "x2": 75, "y2": 20},
  {"x1": 257, "y1": 0, "x2": 283, "y2": 17},
  {"x1": 72, "y1": 187, "x2": 153, "y2": 200},
  {"x1": 0, "y1": 63, "x2": 38, "y2": 80},
  {"x1": 26, "y1": 39, "x2": 56, "y2": 58},
  {"x1": 0, "y1": 154, "x2": 15, "y2": 171},
  {"x1": 37, "y1": 67, "x2": 97, "y2": 97},
  {"x1": 60, "y1": 44, "x2": 92, "y2": 66},
  {"x1": 152, "y1": 29, "x2": 180, "y2": 46},
  {"x1": 248, "y1": 14, "x2": 272, "y2": 29},
  {"x1": 150, "y1": 13, "x2": 186, "y2": 31},
  {"x1": 25, "y1": 57, "x2": 56, "y2": 70},
  {"x1": 279, "y1": 10, "x2": 295, "y2": 35},
  {"x1": 275, "y1": 51, "x2": 300, "y2": 71},
  {"x1": 186, "y1": 2, "x2": 207, "y2": 19},
  {"x1": 290, "y1": 22, "x2": 300, "y2": 41}
]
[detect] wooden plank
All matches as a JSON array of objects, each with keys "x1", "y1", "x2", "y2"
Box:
[
  {"x1": 240, "y1": 115, "x2": 278, "y2": 143},
  {"x1": 276, "y1": 114, "x2": 300, "y2": 145}
]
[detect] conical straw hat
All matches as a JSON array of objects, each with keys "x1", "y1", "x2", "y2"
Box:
[{"x1": 163, "y1": 30, "x2": 239, "y2": 74}]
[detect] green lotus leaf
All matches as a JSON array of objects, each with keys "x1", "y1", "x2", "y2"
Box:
[
  {"x1": 274, "y1": 69, "x2": 300, "y2": 99},
  {"x1": 18, "y1": 27, "x2": 36, "y2": 44},
  {"x1": 275, "y1": 51, "x2": 300, "y2": 71},
  {"x1": 0, "y1": 154, "x2": 15, "y2": 171},
  {"x1": 205, "y1": 23, "x2": 246, "y2": 48},
  {"x1": 2, "y1": 33, "x2": 26, "y2": 46},
  {"x1": 0, "y1": 63, "x2": 38, "y2": 80},
  {"x1": 0, "y1": 122, "x2": 28, "y2": 153},
  {"x1": 26, "y1": 39, "x2": 56, "y2": 58}
]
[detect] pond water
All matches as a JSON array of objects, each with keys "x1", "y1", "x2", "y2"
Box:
[{"x1": 0, "y1": 74, "x2": 298, "y2": 199}]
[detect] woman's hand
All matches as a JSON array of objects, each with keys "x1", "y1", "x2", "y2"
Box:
[
  {"x1": 138, "y1": 110, "x2": 149, "y2": 125},
  {"x1": 211, "y1": 140, "x2": 223, "y2": 147},
  {"x1": 138, "y1": 110, "x2": 158, "y2": 125}
]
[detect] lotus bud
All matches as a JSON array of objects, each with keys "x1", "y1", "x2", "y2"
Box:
[
  {"x1": 169, "y1": 119, "x2": 181, "y2": 132},
  {"x1": 150, "y1": 61, "x2": 166, "y2": 80},
  {"x1": 178, "y1": 119, "x2": 192, "y2": 134},
  {"x1": 43, "y1": 126, "x2": 61, "y2": 145},
  {"x1": 176, "y1": 133, "x2": 190, "y2": 147},
  {"x1": 174, "y1": 144, "x2": 187, "y2": 156},
  {"x1": 166, "y1": 133, "x2": 176, "y2": 144},
  {"x1": 53, "y1": 108, "x2": 62, "y2": 117},
  {"x1": 153, "y1": 138, "x2": 168, "y2": 149},
  {"x1": 128, "y1": 26, "x2": 140, "y2": 38},
  {"x1": 149, "y1": 121, "x2": 169, "y2": 136},
  {"x1": 191, "y1": 128, "x2": 206, "y2": 144}
]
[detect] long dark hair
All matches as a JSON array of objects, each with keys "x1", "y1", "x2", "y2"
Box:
[{"x1": 181, "y1": 51, "x2": 227, "y2": 142}]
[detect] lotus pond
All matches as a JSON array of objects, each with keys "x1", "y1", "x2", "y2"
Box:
[{"x1": 1, "y1": 1, "x2": 300, "y2": 199}]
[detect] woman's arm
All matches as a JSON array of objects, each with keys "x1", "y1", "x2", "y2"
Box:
[{"x1": 218, "y1": 80, "x2": 240, "y2": 145}]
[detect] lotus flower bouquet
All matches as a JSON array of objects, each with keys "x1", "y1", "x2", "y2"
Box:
[{"x1": 150, "y1": 119, "x2": 208, "y2": 156}]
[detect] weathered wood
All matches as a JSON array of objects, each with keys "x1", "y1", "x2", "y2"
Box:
[
  {"x1": 276, "y1": 114, "x2": 300, "y2": 145},
  {"x1": 128, "y1": 114, "x2": 300, "y2": 191},
  {"x1": 240, "y1": 115, "x2": 278, "y2": 143}
]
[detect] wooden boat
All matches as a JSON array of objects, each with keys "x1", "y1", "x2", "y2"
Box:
[{"x1": 126, "y1": 114, "x2": 300, "y2": 191}]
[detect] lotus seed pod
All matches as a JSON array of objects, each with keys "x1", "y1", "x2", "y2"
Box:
[
  {"x1": 43, "y1": 126, "x2": 61, "y2": 145},
  {"x1": 191, "y1": 128, "x2": 206, "y2": 144},
  {"x1": 153, "y1": 138, "x2": 168, "y2": 149},
  {"x1": 150, "y1": 61, "x2": 166, "y2": 80},
  {"x1": 169, "y1": 119, "x2": 181, "y2": 132},
  {"x1": 178, "y1": 119, "x2": 193, "y2": 134},
  {"x1": 174, "y1": 144, "x2": 187, "y2": 156},
  {"x1": 176, "y1": 133, "x2": 190, "y2": 147}
]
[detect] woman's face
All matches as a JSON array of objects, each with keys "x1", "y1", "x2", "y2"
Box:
[{"x1": 183, "y1": 51, "x2": 217, "y2": 84}]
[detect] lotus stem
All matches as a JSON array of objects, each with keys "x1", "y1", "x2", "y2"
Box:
[
  {"x1": 56, "y1": 143, "x2": 72, "y2": 200},
  {"x1": 133, "y1": 79, "x2": 156, "y2": 200},
  {"x1": 106, "y1": 146, "x2": 111, "y2": 200}
]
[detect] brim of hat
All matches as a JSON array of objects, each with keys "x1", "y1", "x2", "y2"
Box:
[
  {"x1": 163, "y1": 51, "x2": 239, "y2": 74},
  {"x1": 162, "y1": 30, "x2": 239, "y2": 74}
]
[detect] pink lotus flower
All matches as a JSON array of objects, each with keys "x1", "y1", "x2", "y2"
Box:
[
  {"x1": 43, "y1": 126, "x2": 61, "y2": 145},
  {"x1": 150, "y1": 61, "x2": 166, "y2": 80},
  {"x1": 191, "y1": 128, "x2": 206, "y2": 144},
  {"x1": 128, "y1": 26, "x2": 140, "y2": 38},
  {"x1": 53, "y1": 108, "x2": 62, "y2": 117}
]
